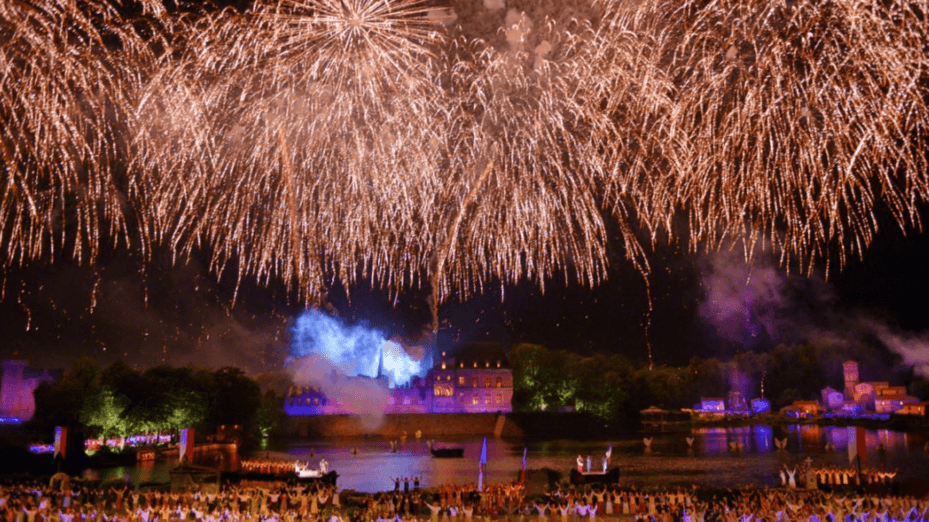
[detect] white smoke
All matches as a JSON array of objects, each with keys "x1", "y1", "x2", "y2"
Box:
[
  {"x1": 699, "y1": 250, "x2": 788, "y2": 345},
  {"x1": 286, "y1": 353, "x2": 391, "y2": 430},
  {"x1": 866, "y1": 321, "x2": 929, "y2": 379},
  {"x1": 699, "y1": 248, "x2": 929, "y2": 387}
]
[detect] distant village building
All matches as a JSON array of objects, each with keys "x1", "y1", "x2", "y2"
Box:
[
  {"x1": 782, "y1": 400, "x2": 821, "y2": 419},
  {"x1": 0, "y1": 360, "x2": 57, "y2": 422},
  {"x1": 284, "y1": 344, "x2": 513, "y2": 416},
  {"x1": 823, "y1": 361, "x2": 920, "y2": 417},
  {"x1": 821, "y1": 387, "x2": 844, "y2": 410},
  {"x1": 727, "y1": 391, "x2": 748, "y2": 413},
  {"x1": 895, "y1": 402, "x2": 927, "y2": 416},
  {"x1": 750, "y1": 398, "x2": 771, "y2": 414},
  {"x1": 843, "y1": 360, "x2": 859, "y2": 400},
  {"x1": 854, "y1": 382, "x2": 875, "y2": 407},
  {"x1": 874, "y1": 393, "x2": 919, "y2": 414}
]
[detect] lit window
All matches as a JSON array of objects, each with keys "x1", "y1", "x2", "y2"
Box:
[
  {"x1": 446, "y1": 375, "x2": 451, "y2": 381},
  {"x1": 472, "y1": 396, "x2": 479, "y2": 405},
  {"x1": 305, "y1": 398, "x2": 310, "y2": 406},
  {"x1": 496, "y1": 360, "x2": 501, "y2": 368},
  {"x1": 485, "y1": 395, "x2": 491, "y2": 405},
  {"x1": 496, "y1": 394, "x2": 502, "y2": 405},
  {"x1": 460, "y1": 362, "x2": 464, "y2": 368},
  {"x1": 472, "y1": 377, "x2": 478, "y2": 388},
  {"x1": 485, "y1": 378, "x2": 491, "y2": 388},
  {"x1": 458, "y1": 376, "x2": 465, "y2": 385},
  {"x1": 435, "y1": 386, "x2": 442, "y2": 396},
  {"x1": 445, "y1": 387, "x2": 453, "y2": 397},
  {"x1": 473, "y1": 362, "x2": 477, "y2": 368},
  {"x1": 441, "y1": 362, "x2": 446, "y2": 370},
  {"x1": 313, "y1": 398, "x2": 319, "y2": 406},
  {"x1": 496, "y1": 377, "x2": 503, "y2": 388},
  {"x1": 485, "y1": 361, "x2": 490, "y2": 368}
]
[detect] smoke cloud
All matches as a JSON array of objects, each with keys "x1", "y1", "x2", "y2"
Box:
[
  {"x1": 286, "y1": 353, "x2": 391, "y2": 431},
  {"x1": 699, "y1": 249, "x2": 926, "y2": 385},
  {"x1": 287, "y1": 309, "x2": 429, "y2": 388}
]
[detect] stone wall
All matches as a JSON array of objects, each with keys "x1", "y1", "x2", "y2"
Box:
[{"x1": 283, "y1": 413, "x2": 524, "y2": 439}]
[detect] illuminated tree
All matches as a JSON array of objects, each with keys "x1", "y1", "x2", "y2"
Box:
[{"x1": 79, "y1": 386, "x2": 131, "y2": 440}]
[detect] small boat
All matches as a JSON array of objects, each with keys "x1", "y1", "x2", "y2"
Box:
[
  {"x1": 569, "y1": 466, "x2": 620, "y2": 485},
  {"x1": 430, "y1": 447, "x2": 465, "y2": 458}
]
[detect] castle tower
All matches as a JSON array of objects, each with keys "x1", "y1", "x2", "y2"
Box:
[{"x1": 843, "y1": 360, "x2": 859, "y2": 400}]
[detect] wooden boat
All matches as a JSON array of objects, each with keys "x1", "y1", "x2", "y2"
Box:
[
  {"x1": 430, "y1": 447, "x2": 465, "y2": 458},
  {"x1": 569, "y1": 466, "x2": 620, "y2": 485}
]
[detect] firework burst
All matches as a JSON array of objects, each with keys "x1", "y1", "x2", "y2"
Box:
[
  {"x1": 644, "y1": 0, "x2": 929, "y2": 270},
  {"x1": 5, "y1": 0, "x2": 929, "y2": 335}
]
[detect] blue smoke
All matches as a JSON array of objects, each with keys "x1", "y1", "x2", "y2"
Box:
[{"x1": 288, "y1": 310, "x2": 425, "y2": 388}]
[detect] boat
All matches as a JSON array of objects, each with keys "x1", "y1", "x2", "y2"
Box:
[
  {"x1": 430, "y1": 447, "x2": 465, "y2": 458},
  {"x1": 569, "y1": 466, "x2": 620, "y2": 485},
  {"x1": 228, "y1": 459, "x2": 338, "y2": 486}
]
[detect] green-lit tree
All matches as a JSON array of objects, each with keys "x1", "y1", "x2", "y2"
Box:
[
  {"x1": 79, "y1": 386, "x2": 131, "y2": 440},
  {"x1": 509, "y1": 343, "x2": 579, "y2": 413}
]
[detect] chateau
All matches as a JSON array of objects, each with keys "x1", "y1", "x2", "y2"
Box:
[{"x1": 284, "y1": 346, "x2": 514, "y2": 416}]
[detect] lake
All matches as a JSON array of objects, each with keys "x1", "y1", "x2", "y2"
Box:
[{"x1": 89, "y1": 424, "x2": 929, "y2": 494}]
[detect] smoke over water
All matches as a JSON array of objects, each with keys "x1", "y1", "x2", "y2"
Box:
[
  {"x1": 285, "y1": 310, "x2": 433, "y2": 428},
  {"x1": 699, "y1": 249, "x2": 929, "y2": 382},
  {"x1": 287, "y1": 309, "x2": 430, "y2": 388}
]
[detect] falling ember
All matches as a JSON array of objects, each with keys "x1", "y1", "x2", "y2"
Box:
[{"x1": 0, "y1": 0, "x2": 927, "y2": 357}]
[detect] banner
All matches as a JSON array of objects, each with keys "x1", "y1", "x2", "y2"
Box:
[
  {"x1": 478, "y1": 437, "x2": 487, "y2": 491},
  {"x1": 180, "y1": 428, "x2": 195, "y2": 463},
  {"x1": 54, "y1": 426, "x2": 67, "y2": 459},
  {"x1": 520, "y1": 446, "x2": 527, "y2": 484},
  {"x1": 856, "y1": 426, "x2": 867, "y2": 467},
  {"x1": 847, "y1": 426, "x2": 867, "y2": 466}
]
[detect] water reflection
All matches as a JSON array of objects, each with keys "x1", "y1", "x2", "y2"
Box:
[{"x1": 94, "y1": 425, "x2": 929, "y2": 494}]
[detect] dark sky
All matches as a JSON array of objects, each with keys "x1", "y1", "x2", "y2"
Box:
[
  {"x1": 4, "y1": 0, "x2": 929, "y2": 383},
  {"x1": 3, "y1": 203, "x2": 929, "y2": 377}
]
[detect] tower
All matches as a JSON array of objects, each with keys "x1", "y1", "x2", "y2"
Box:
[{"x1": 843, "y1": 360, "x2": 859, "y2": 400}]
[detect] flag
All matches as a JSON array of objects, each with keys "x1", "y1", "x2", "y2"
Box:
[
  {"x1": 606, "y1": 444, "x2": 612, "y2": 466},
  {"x1": 847, "y1": 426, "x2": 867, "y2": 467},
  {"x1": 180, "y1": 428, "x2": 195, "y2": 463},
  {"x1": 478, "y1": 437, "x2": 487, "y2": 491},
  {"x1": 856, "y1": 426, "x2": 867, "y2": 467},
  {"x1": 54, "y1": 426, "x2": 67, "y2": 459},
  {"x1": 847, "y1": 426, "x2": 856, "y2": 464},
  {"x1": 520, "y1": 446, "x2": 527, "y2": 484}
]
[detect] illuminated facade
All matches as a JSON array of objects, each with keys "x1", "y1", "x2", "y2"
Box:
[
  {"x1": 284, "y1": 346, "x2": 513, "y2": 416},
  {"x1": 429, "y1": 351, "x2": 513, "y2": 414}
]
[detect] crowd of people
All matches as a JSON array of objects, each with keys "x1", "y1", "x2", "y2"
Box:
[{"x1": 2, "y1": 472, "x2": 928, "y2": 522}]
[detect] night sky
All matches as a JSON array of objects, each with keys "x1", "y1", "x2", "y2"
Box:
[
  {"x1": 3, "y1": 0, "x2": 929, "y2": 381},
  {"x1": 3, "y1": 203, "x2": 929, "y2": 377}
]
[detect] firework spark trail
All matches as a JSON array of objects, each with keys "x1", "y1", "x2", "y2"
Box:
[
  {"x1": 4, "y1": 0, "x2": 929, "y2": 341},
  {"x1": 1, "y1": 0, "x2": 162, "y2": 268},
  {"x1": 134, "y1": 0, "x2": 450, "y2": 305},
  {"x1": 643, "y1": 0, "x2": 929, "y2": 271}
]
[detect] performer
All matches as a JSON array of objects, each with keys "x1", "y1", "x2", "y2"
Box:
[{"x1": 577, "y1": 455, "x2": 584, "y2": 472}]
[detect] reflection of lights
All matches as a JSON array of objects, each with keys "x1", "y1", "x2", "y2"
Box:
[
  {"x1": 753, "y1": 425, "x2": 773, "y2": 452},
  {"x1": 695, "y1": 427, "x2": 728, "y2": 455},
  {"x1": 29, "y1": 443, "x2": 54, "y2": 454}
]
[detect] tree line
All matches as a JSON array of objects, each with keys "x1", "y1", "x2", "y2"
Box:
[
  {"x1": 507, "y1": 342, "x2": 928, "y2": 421},
  {"x1": 31, "y1": 358, "x2": 281, "y2": 449}
]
